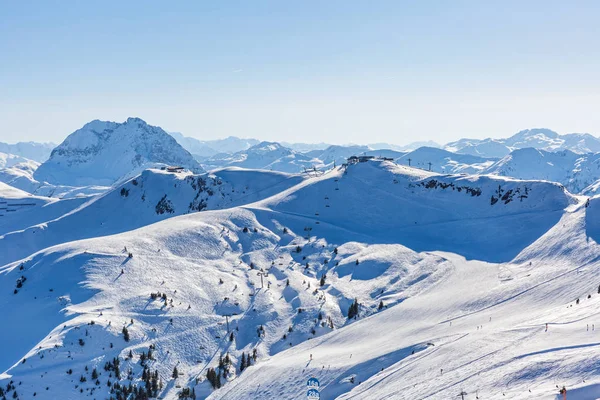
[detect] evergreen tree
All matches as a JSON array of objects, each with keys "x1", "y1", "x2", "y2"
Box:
[
  {"x1": 172, "y1": 366, "x2": 178, "y2": 379},
  {"x1": 206, "y1": 368, "x2": 217, "y2": 389},
  {"x1": 320, "y1": 274, "x2": 327, "y2": 286},
  {"x1": 240, "y1": 353, "x2": 246, "y2": 372},
  {"x1": 378, "y1": 300, "x2": 384, "y2": 310},
  {"x1": 348, "y1": 298, "x2": 360, "y2": 319},
  {"x1": 122, "y1": 327, "x2": 130, "y2": 342}
]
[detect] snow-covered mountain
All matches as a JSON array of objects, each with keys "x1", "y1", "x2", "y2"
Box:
[
  {"x1": 170, "y1": 132, "x2": 260, "y2": 158},
  {"x1": 0, "y1": 160, "x2": 109, "y2": 199},
  {"x1": 202, "y1": 141, "x2": 320, "y2": 173},
  {"x1": 369, "y1": 140, "x2": 441, "y2": 152},
  {"x1": 10, "y1": 119, "x2": 600, "y2": 400},
  {"x1": 0, "y1": 152, "x2": 35, "y2": 169},
  {"x1": 0, "y1": 141, "x2": 56, "y2": 163},
  {"x1": 305, "y1": 145, "x2": 372, "y2": 167},
  {"x1": 5, "y1": 159, "x2": 597, "y2": 400},
  {"x1": 0, "y1": 181, "x2": 88, "y2": 237},
  {"x1": 202, "y1": 143, "x2": 404, "y2": 173},
  {"x1": 445, "y1": 128, "x2": 600, "y2": 158},
  {"x1": 34, "y1": 118, "x2": 202, "y2": 187},
  {"x1": 281, "y1": 141, "x2": 332, "y2": 152},
  {"x1": 396, "y1": 146, "x2": 496, "y2": 174},
  {"x1": 0, "y1": 167, "x2": 305, "y2": 267},
  {"x1": 481, "y1": 148, "x2": 600, "y2": 194}
]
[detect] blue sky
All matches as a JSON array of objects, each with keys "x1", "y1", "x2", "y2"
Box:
[{"x1": 1, "y1": 1, "x2": 599, "y2": 144}]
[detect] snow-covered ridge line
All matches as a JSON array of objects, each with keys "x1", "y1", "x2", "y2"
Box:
[{"x1": 0, "y1": 158, "x2": 595, "y2": 400}]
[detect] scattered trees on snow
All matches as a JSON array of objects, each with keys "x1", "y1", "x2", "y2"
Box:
[
  {"x1": 122, "y1": 327, "x2": 130, "y2": 342},
  {"x1": 348, "y1": 298, "x2": 360, "y2": 319}
]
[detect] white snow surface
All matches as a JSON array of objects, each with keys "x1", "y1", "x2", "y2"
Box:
[
  {"x1": 445, "y1": 128, "x2": 600, "y2": 158},
  {"x1": 0, "y1": 142, "x2": 55, "y2": 163},
  {"x1": 3, "y1": 160, "x2": 600, "y2": 400},
  {"x1": 481, "y1": 148, "x2": 600, "y2": 194},
  {"x1": 0, "y1": 161, "x2": 109, "y2": 199},
  {"x1": 202, "y1": 142, "x2": 320, "y2": 173},
  {"x1": 34, "y1": 118, "x2": 202, "y2": 186},
  {"x1": 0, "y1": 167, "x2": 305, "y2": 267}
]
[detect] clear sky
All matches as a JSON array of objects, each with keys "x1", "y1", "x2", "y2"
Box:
[{"x1": 1, "y1": 0, "x2": 600, "y2": 145}]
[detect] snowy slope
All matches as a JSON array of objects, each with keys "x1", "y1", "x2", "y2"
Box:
[
  {"x1": 368, "y1": 141, "x2": 441, "y2": 152},
  {"x1": 0, "y1": 182, "x2": 88, "y2": 236},
  {"x1": 305, "y1": 145, "x2": 372, "y2": 167},
  {"x1": 281, "y1": 141, "x2": 332, "y2": 152},
  {"x1": 396, "y1": 147, "x2": 496, "y2": 174},
  {"x1": 0, "y1": 152, "x2": 34, "y2": 169},
  {"x1": 219, "y1": 203, "x2": 600, "y2": 400},
  {"x1": 482, "y1": 148, "x2": 600, "y2": 194},
  {"x1": 0, "y1": 161, "x2": 109, "y2": 199},
  {"x1": 448, "y1": 138, "x2": 512, "y2": 158},
  {"x1": 445, "y1": 129, "x2": 600, "y2": 158},
  {"x1": 0, "y1": 181, "x2": 37, "y2": 199},
  {"x1": 202, "y1": 142, "x2": 319, "y2": 173},
  {"x1": 2, "y1": 160, "x2": 594, "y2": 400},
  {"x1": 170, "y1": 133, "x2": 260, "y2": 158},
  {"x1": 0, "y1": 168, "x2": 305, "y2": 267},
  {"x1": 34, "y1": 118, "x2": 202, "y2": 186},
  {"x1": 0, "y1": 142, "x2": 55, "y2": 163}
]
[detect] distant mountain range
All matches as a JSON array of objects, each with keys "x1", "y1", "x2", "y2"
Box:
[
  {"x1": 0, "y1": 141, "x2": 55, "y2": 163},
  {"x1": 444, "y1": 128, "x2": 600, "y2": 158},
  {"x1": 169, "y1": 132, "x2": 261, "y2": 157},
  {"x1": 3, "y1": 118, "x2": 600, "y2": 400},
  {"x1": 3, "y1": 119, "x2": 600, "y2": 197}
]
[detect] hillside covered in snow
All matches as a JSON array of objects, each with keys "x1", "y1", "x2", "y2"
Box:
[
  {"x1": 445, "y1": 128, "x2": 600, "y2": 158},
  {"x1": 200, "y1": 141, "x2": 320, "y2": 173},
  {"x1": 0, "y1": 142, "x2": 56, "y2": 163},
  {"x1": 0, "y1": 167, "x2": 305, "y2": 267},
  {"x1": 4, "y1": 159, "x2": 600, "y2": 400}
]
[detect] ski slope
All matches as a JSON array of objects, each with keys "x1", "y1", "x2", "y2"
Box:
[
  {"x1": 0, "y1": 182, "x2": 88, "y2": 236},
  {"x1": 0, "y1": 160, "x2": 598, "y2": 400},
  {"x1": 0, "y1": 168, "x2": 305, "y2": 267}
]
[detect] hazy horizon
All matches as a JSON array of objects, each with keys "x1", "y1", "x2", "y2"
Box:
[
  {"x1": 2, "y1": 1, "x2": 600, "y2": 145},
  {"x1": 1, "y1": 118, "x2": 589, "y2": 149}
]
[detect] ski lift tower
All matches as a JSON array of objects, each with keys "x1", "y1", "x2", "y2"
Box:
[
  {"x1": 457, "y1": 390, "x2": 467, "y2": 400},
  {"x1": 256, "y1": 271, "x2": 267, "y2": 288}
]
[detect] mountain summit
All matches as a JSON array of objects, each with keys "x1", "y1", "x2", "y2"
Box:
[{"x1": 34, "y1": 118, "x2": 202, "y2": 186}]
